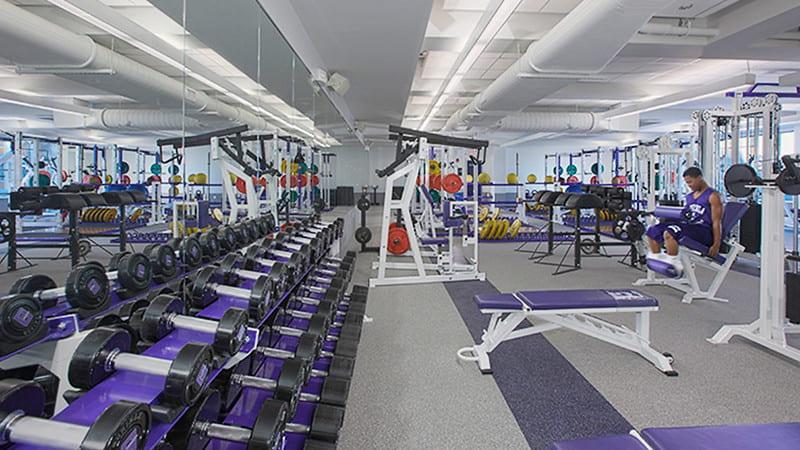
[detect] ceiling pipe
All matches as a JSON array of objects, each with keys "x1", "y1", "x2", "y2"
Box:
[
  {"x1": 638, "y1": 22, "x2": 719, "y2": 38},
  {"x1": 495, "y1": 112, "x2": 610, "y2": 133},
  {"x1": 0, "y1": 0, "x2": 278, "y2": 133},
  {"x1": 87, "y1": 109, "x2": 203, "y2": 131},
  {"x1": 443, "y1": 0, "x2": 666, "y2": 131}
]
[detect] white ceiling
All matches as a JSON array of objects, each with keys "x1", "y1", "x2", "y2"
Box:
[{"x1": 403, "y1": 0, "x2": 800, "y2": 147}]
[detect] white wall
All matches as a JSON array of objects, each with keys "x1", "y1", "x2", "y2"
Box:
[{"x1": 500, "y1": 139, "x2": 625, "y2": 185}]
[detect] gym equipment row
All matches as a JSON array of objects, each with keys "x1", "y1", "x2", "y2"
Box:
[{"x1": 0, "y1": 212, "x2": 363, "y2": 449}]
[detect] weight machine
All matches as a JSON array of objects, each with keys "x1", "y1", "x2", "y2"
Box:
[{"x1": 369, "y1": 126, "x2": 487, "y2": 287}]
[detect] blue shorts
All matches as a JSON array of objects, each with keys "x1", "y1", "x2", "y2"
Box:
[{"x1": 645, "y1": 222, "x2": 713, "y2": 246}]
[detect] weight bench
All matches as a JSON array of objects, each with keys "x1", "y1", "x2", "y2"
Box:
[
  {"x1": 634, "y1": 202, "x2": 749, "y2": 304},
  {"x1": 551, "y1": 422, "x2": 800, "y2": 450},
  {"x1": 457, "y1": 289, "x2": 676, "y2": 375}
]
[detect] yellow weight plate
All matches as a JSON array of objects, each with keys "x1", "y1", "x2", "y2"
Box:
[
  {"x1": 480, "y1": 220, "x2": 494, "y2": 239},
  {"x1": 509, "y1": 219, "x2": 522, "y2": 238},
  {"x1": 478, "y1": 207, "x2": 489, "y2": 222},
  {"x1": 129, "y1": 208, "x2": 143, "y2": 222},
  {"x1": 493, "y1": 219, "x2": 509, "y2": 239},
  {"x1": 429, "y1": 160, "x2": 441, "y2": 176},
  {"x1": 212, "y1": 208, "x2": 225, "y2": 223},
  {"x1": 491, "y1": 208, "x2": 501, "y2": 220}
]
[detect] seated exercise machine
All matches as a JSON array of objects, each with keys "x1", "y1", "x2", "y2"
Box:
[
  {"x1": 634, "y1": 202, "x2": 749, "y2": 303},
  {"x1": 369, "y1": 126, "x2": 487, "y2": 287},
  {"x1": 457, "y1": 289, "x2": 676, "y2": 375}
]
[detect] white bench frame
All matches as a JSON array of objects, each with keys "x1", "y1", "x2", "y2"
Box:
[{"x1": 457, "y1": 293, "x2": 676, "y2": 375}]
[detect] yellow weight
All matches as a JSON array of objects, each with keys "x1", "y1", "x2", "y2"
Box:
[
  {"x1": 477, "y1": 172, "x2": 491, "y2": 184},
  {"x1": 129, "y1": 208, "x2": 143, "y2": 222},
  {"x1": 488, "y1": 220, "x2": 501, "y2": 240},
  {"x1": 172, "y1": 186, "x2": 180, "y2": 197},
  {"x1": 478, "y1": 206, "x2": 489, "y2": 222},
  {"x1": 188, "y1": 174, "x2": 197, "y2": 183},
  {"x1": 429, "y1": 160, "x2": 441, "y2": 176},
  {"x1": 105, "y1": 175, "x2": 112, "y2": 184},
  {"x1": 229, "y1": 173, "x2": 238, "y2": 184},
  {"x1": 106, "y1": 208, "x2": 116, "y2": 222},
  {"x1": 291, "y1": 163, "x2": 299, "y2": 174},
  {"x1": 493, "y1": 219, "x2": 509, "y2": 239},
  {"x1": 545, "y1": 175, "x2": 554, "y2": 184},
  {"x1": 171, "y1": 175, "x2": 183, "y2": 184},
  {"x1": 171, "y1": 221, "x2": 185, "y2": 237},
  {"x1": 509, "y1": 219, "x2": 522, "y2": 238},
  {"x1": 506, "y1": 173, "x2": 519, "y2": 185},
  {"x1": 491, "y1": 208, "x2": 501, "y2": 220},
  {"x1": 479, "y1": 220, "x2": 494, "y2": 239},
  {"x1": 527, "y1": 174, "x2": 537, "y2": 184},
  {"x1": 212, "y1": 208, "x2": 225, "y2": 223},
  {"x1": 195, "y1": 173, "x2": 208, "y2": 184},
  {"x1": 466, "y1": 174, "x2": 474, "y2": 183},
  {"x1": 280, "y1": 160, "x2": 287, "y2": 173}
]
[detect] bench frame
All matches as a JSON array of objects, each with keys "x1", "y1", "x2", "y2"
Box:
[{"x1": 457, "y1": 293, "x2": 676, "y2": 375}]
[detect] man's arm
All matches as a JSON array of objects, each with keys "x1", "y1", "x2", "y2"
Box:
[{"x1": 709, "y1": 192, "x2": 723, "y2": 257}]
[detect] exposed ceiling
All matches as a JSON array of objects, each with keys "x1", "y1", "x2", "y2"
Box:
[{"x1": 404, "y1": 0, "x2": 800, "y2": 148}]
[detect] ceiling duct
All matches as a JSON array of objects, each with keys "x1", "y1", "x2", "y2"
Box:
[{"x1": 443, "y1": 0, "x2": 666, "y2": 131}]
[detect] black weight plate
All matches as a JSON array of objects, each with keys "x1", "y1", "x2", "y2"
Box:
[
  {"x1": 218, "y1": 226, "x2": 237, "y2": 252},
  {"x1": 248, "y1": 399, "x2": 288, "y2": 450},
  {"x1": 190, "y1": 267, "x2": 217, "y2": 308},
  {"x1": 323, "y1": 288, "x2": 344, "y2": 304},
  {"x1": 166, "y1": 389, "x2": 220, "y2": 450},
  {"x1": 65, "y1": 263, "x2": 110, "y2": 311},
  {"x1": 267, "y1": 262, "x2": 288, "y2": 293},
  {"x1": 0, "y1": 295, "x2": 45, "y2": 344},
  {"x1": 144, "y1": 244, "x2": 177, "y2": 279},
  {"x1": 294, "y1": 332, "x2": 323, "y2": 361},
  {"x1": 356, "y1": 196, "x2": 370, "y2": 212},
  {"x1": 79, "y1": 239, "x2": 92, "y2": 257},
  {"x1": 250, "y1": 276, "x2": 273, "y2": 317},
  {"x1": 724, "y1": 164, "x2": 758, "y2": 198},
  {"x1": 212, "y1": 360, "x2": 250, "y2": 412},
  {"x1": 69, "y1": 327, "x2": 131, "y2": 390},
  {"x1": 306, "y1": 313, "x2": 331, "y2": 337},
  {"x1": 140, "y1": 295, "x2": 184, "y2": 342},
  {"x1": 9, "y1": 274, "x2": 56, "y2": 295},
  {"x1": 219, "y1": 254, "x2": 241, "y2": 279},
  {"x1": 233, "y1": 224, "x2": 248, "y2": 247},
  {"x1": 81, "y1": 400, "x2": 151, "y2": 450},
  {"x1": 198, "y1": 231, "x2": 220, "y2": 260},
  {"x1": 354, "y1": 227, "x2": 372, "y2": 245},
  {"x1": 245, "y1": 220, "x2": 259, "y2": 242},
  {"x1": 117, "y1": 253, "x2": 153, "y2": 293},
  {"x1": 0, "y1": 379, "x2": 46, "y2": 418},
  {"x1": 314, "y1": 300, "x2": 337, "y2": 320},
  {"x1": 307, "y1": 404, "x2": 344, "y2": 443},
  {"x1": 164, "y1": 342, "x2": 213, "y2": 405},
  {"x1": 777, "y1": 170, "x2": 800, "y2": 196},
  {"x1": 275, "y1": 357, "x2": 306, "y2": 415},
  {"x1": 318, "y1": 376, "x2": 350, "y2": 407},
  {"x1": 255, "y1": 217, "x2": 268, "y2": 237},
  {"x1": 180, "y1": 236, "x2": 203, "y2": 268},
  {"x1": 332, "y1": 337, "x2": 358, "y2": 359},
  {"x1": 108, "y1": 251, "x2": 131, "y2": 272},
  {"x1": 215, "y1": 308, "x2": 248, "y2": 356}
]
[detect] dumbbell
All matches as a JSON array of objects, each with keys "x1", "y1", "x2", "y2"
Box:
[
  {"x1": 6, "y1": 262, "x2": 110, "y2": 313},
  {"x1": 197, "y1": 230, "x2": 220, "y2": 262},
  {"x1": 281, "y1": 299, "x2": 364, "y2": 341},
  {"x1": 185, "y1": 266, "x2": 273, "y2": 321},
  {"x1": 300, "y1": 282, "x2": 368, "y2": 309},
  {"x1": 251, "y1": 331, "x2": 356, "y2": 382},
  {"x1": 274, "y1": 231, "x2": 324, "y2": 261},
  {"x1": 133, "y1": 295, "x2": 248, "y2": 357},
  {"x1": 69, "y1": 327, "x2": 213, "y2": 406},
  {"x1": 217, "y1": 253, "x2": 288, "y2": 297},
  {"x1": 107, "y1": 252, "x2": 154, "y2": 297},
  {"x1": 166, "y1": 235, "x2": 204, "y2": 269},
  {"x1": 167, "y1": 390, "x2": 344, "y2": 449},
  {"x1": 215, "y1": 225, "x2": 239, "y2": 253},
  {"x1": 0, "y1": 379, "x2": 151, "y2": 450},
  {"x1": 214, "y1": 356, "x2": 349, "y2": 415},
  {"x1": 241, "y1": 244, "x2": 300, "y2": 284},
  {"x1": 0, "y1": 295, "x2": 47, "y2": 356},
  {"x1": 269, "y1": 316, "x2": 359, "y2": 360},
  {"x1": 143, "y1": 243, "x2": 179, "y2": 283}
]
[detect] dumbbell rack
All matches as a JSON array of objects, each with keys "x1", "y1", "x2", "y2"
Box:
[{"x1": 2, "y1": 216, "x2": 357, "y2": 449}]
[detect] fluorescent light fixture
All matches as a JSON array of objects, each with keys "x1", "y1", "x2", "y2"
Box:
[
  {"x1": 602, "y1": 73, "x2": 757, "y2": 120},
  {"x1": 0, "y1": 89, "x2": 89, "y2": 116},
  {"x1": 419, "y1": 0, "x2": 522, "y2": 130}
]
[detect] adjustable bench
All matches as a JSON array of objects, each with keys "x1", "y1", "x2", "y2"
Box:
[
  {"x1": 457, "y1": 289, "x2": 676, "y2": 375},
  {"x1": 635, "y1": 202, "x2": 749, "y2": 304},
  {"x1": 551, "y1": 422, "x2": 800, "y2": 450}
]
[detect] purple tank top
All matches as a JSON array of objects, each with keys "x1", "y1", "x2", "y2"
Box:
[{"x1": 682, "y1": 188, "x2": 715, "y2": 227}]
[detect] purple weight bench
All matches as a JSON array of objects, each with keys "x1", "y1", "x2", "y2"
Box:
[
  {"x1": 457, "y1": 289, "x2": 676, "y2": 375},
  {"x1": 551, "y1": 422, "x2": 800, "y2": 450},
  {"x1": 635, "y1": 202, "x2": 749, "y2": 304}
]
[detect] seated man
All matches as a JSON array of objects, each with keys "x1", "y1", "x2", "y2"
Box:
[{"x1": 645, "y1": 167, "x2": 722, "y2": 276}]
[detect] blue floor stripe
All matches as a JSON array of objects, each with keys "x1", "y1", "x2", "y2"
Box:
[{"x1": 444, "y1": 280, "x2": 632, "y2": 450}]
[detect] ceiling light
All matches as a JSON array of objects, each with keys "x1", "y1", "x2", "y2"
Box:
[{"x1": 602, "y1": 73, "x2": 756, "y2": 120}]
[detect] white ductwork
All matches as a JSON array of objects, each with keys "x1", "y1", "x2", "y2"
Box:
[
  {"x1": 87, "y1": 109, "x2": 202, "y2": 130},
  {"x1": 0, "y1": 0, "x2": 277, "y2": 132},
  {"x1": 638, "y1": 22, "x2": 719, "y2": 38},
  {"x1": 444, "y1": 0, "x2": 665, "y2": 131},
  {"x1": 495, "y1": 112, "x2": 608, "y2": 133}
]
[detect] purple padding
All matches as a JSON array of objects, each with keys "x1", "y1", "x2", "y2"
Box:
[
  {"x1": 678, "y1": 236, "x2": 724, "y2": 263},
  {"x1": 653, "y1": 206, "x2": 684, "y2": 221},
  {"x1": 517, "y1": 290, "x2": 658, "y2": 310},
  {"x1": 474, "y1": 293, "x2": 522, "y2": 310},
  {"x1": 642, "y1": 422, "x2": 800, "y2": 450},
  {"x1": 551, "y1": 434, "x2": 646, "y2": 450},
  {"x1": 421, "y1": 238, "x2": 449, "y2": 246}
]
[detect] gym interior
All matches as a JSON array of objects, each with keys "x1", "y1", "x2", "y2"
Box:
[{"x1": 0, "y1": 1, "x2": 798, "y2": 449}]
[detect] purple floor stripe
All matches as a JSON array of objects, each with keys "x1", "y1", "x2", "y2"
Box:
[{"x1": 444, "y1": 280, "x2": 632, "y2": 450}]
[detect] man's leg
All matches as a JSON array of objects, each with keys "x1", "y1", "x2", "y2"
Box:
[
  {"x1": 664, "y1": 231, "x2": 680, "y2": 256},
  {"x1": 645, "y1": 223, "x2": 667, "y2": 254}
]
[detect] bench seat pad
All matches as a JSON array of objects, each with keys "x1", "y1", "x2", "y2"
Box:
[
  {"x1": 550, "y1": 434, "x2": 646, "y2": 450},
  {"x1": 474, "y1": 290, "x2": 658, "y2": 311},
  {"x1": 642, "y1": 422, "x2": 800, "y2": 450}
]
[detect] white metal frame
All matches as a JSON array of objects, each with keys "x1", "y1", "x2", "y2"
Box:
[
  {"x1": 633, "y1": 238, "x2": 744, "y2": 304},
  {"x1": 456, "y1": 292, "x2": 675, "y2": 374},
  {"x1": 370, "y1": 137, "x2": 485, "y2": 287}
]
